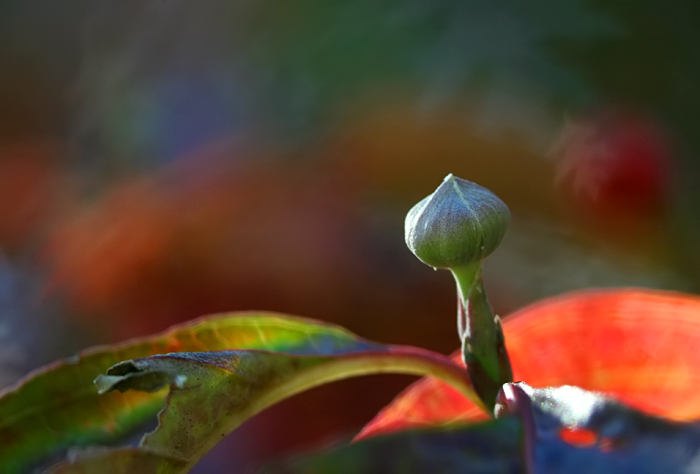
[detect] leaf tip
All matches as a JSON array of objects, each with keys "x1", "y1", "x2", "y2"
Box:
[{"x1": 94, "y1": 374, "x2": 124, "y2": 394}]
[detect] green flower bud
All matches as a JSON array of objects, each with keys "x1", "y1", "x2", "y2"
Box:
[{"x1": 405, "y1": 174, "x2": 510, "y2": 269}]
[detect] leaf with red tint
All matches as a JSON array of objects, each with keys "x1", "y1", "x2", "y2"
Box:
[
  {"x1": 50, "y1": 327, "x2": 477, "y2": 472},
  {"x1": 359, "y1": 289, "x2": 700, "y2": 439},
  {"x1": 0, "y1": 312, "x2": 478, "y2": 473}
]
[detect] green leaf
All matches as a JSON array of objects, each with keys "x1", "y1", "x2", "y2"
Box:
[
  {"x1": 51, "y1": 343, "x2": 475, "y2": 473},
  {"x1": 47, "y1": 448, "x2": 187, "y2": 474},
  {"x1": 0, "y1": 313, "x2": 478, "y2": 473}
]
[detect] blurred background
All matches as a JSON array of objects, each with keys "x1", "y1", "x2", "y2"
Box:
[{"x1": 1, "y1": 0, "x2": 700, "y2": 471}]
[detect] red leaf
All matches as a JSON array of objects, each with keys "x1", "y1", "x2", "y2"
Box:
[{"x1": 358, "y1": 289, "x2": 700, "y2": 439}]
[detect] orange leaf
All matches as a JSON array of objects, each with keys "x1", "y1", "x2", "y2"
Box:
[{"x1": 358, "y1": 289, "x2": 700, "y2": 439}]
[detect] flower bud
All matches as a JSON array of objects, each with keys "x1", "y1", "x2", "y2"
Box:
[{"x1": 405, "y1": 174, "x2": 510, "y2": 269}]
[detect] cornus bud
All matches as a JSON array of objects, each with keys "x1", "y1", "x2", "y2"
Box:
[
  {"x1": 405, "y1": 174, "x2": 512, "y2": 413},
  {"x1": 405, "y1": 174, "x2": 510, "y2": 270}
]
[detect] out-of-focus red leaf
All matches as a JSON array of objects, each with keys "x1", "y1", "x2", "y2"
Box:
[
  {"x1": 358, "y1": 289, "x2": 700, "y2": 439},
  {"x1": 0, "y1": 141, "x2": 65, "y2": 250},
  {"x1": 43, "y1": 156, "x2": 365, "y2": 338},
  {"x1": 553, "y1": 111, "x2": 674, "y2": 238}
]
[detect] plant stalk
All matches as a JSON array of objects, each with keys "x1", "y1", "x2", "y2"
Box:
[{"x1": 452, "y1": 262, "x2": 513, "y2": 413}]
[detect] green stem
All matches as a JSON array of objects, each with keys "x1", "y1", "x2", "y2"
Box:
[{"x1": 451, "y1": 262, "x2": 513, "y2": 413}]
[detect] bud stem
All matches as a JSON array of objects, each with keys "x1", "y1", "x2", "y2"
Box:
[{"x1": 452, "y1": 263, "x2": 513, "y2": 413}]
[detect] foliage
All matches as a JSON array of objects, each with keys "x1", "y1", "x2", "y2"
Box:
[
  {"x1": 3, "y1": 175, "x2": 700, "y2": 473},
  {"x1": 0, "y1": 314, "x2": 475, "y2": 473},
  {"x1": 360, "y1": 289, "x2": 700, "y2": 439}
]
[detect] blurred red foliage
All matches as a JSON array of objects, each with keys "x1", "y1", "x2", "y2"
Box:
[
  {"x1": 0, "y1": 141, "x2": 66, "y2": 252},
  {"x1": 554, "y1": 111, "x2": 674, "y2": 236},
  {"x1": 43, "y1": 152, "x2": 369, "y2": 339}
]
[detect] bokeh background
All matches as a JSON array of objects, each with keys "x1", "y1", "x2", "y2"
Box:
[{"x1": 2, "y1": 1, "x2": 700, "y2": 471}]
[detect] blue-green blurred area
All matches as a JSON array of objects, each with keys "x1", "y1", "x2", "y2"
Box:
[{"x1": 1, "y1": 1, "x2": 700, "y2": 471}]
